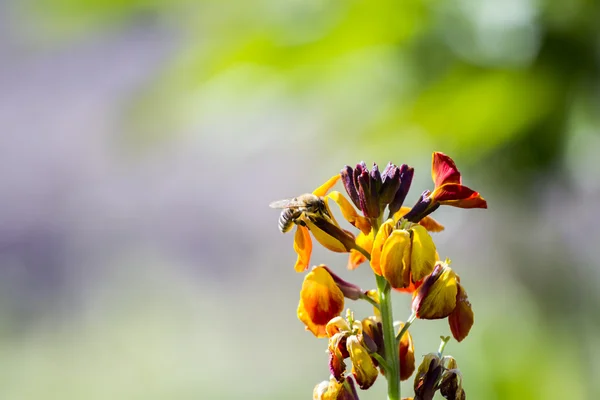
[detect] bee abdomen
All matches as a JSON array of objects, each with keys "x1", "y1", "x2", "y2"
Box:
[{"x1": 279, "y1": 208, "x2": 296, "y2": 233}]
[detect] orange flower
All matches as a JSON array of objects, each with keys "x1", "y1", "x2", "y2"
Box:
[
  {"x1": 297, "y1": 266, "x2": 365, "y2": 338},
  {"x1": 411, "y1": 261, "x2": 474, "y2": 342},
  {"x1": 429, "y1": 152, "x2": 487, "y2": 209},
  {"x1": 297, "y1": 266, "x2": 345, "y2": 338}
]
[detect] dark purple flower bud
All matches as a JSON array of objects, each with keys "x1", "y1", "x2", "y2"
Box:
[
  {"x1": 401, "y1": 190, "x2": 439, "y2": 223},
  {"x1": 369, "y1": 164, "x2": 382, "y2": 218},
  {"x1": 379, "y1": 164, "x2": 401, "y2": 205},
  {"x1": 354, "y1": 161, "x2": 367, "y2": 187},
  {"x1": 357, "y1": 170, "x2": 379, "y2": 218},
  {"x1": 370, "y1": 163, "x2": 382, "y2": 191},
  {"x1": 381, "y1": 162, "x2": 394, "y2": 181},
  {"x1": 387, "y1": 165, "x2": 414, "y2": 217},
  {"x1": 341, "y1": 166, "x2": 361, "y2": 208}
]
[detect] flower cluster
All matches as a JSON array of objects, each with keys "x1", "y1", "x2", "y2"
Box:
[{"x1": 270, "y1": 152, "x2": 486, "y2": 399}]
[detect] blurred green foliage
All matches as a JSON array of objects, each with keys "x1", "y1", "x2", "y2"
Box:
[{"x1": 10, "y1": 0, "x2": 600, "y2": 398}]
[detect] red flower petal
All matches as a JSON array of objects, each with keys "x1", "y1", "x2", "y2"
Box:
[
  {"x1": 432, "y1": 152, "x2": 462, "y2": 188},
  {"x1": 430, "y1": 183, "x2": 487, "y2": 209}
]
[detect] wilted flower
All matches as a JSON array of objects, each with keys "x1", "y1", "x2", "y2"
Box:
[
  {"x1": 414, "y1": 353, "x2": 466, "y2": 400},
  {"x1": 411, "y1": 261, "x2": 474, "y2": 342},
  {"x1": 325, "y1": 315, "x2": 380, "y2": 390},
  {"x1": 313, "y1": 376, "x2": 360, "y2": 400}
]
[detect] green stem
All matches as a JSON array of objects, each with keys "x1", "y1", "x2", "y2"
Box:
[
  {"x1": 358, "y1": 292, "x2": 380, "y2": 310},
  {"x1": 396, "y1": 312, "x2": 416, "y2": 343},
  {"x1": 437, "y1": 336, "x2": 451, "y2": 357},
  {"x1": 370, "y1": 352, "x2": 390, "y2": 372},
  {"x1": 376, "y1": 274, "x2": 400, "y2": 400}
]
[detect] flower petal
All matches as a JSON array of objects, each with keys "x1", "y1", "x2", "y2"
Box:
[
  {"x1": 293, "y1": 226, "x2": 312, "y2": 272},
  {"x1": 327, "y1": 191, "x2": 371, "y2": 234},
  {"x1": 379, "y1": 230, "x2": 412, "y2": 289},
  {"x1": 430, "y1": 183, "x2": 487, "y2": 209},
  {"x1": 409, "y1": 225, "x2": 437, "y2": 283},
  {"x1": 432, "y1": 152, "x2": 462, "y2": 188},
  {"x1": 347, "y1": 336, "x2": 378, "y2": 390},
  {"x1": 348, "y1": 231, "x2": 374, "y2": 270},
  {"x1": 448, "y1": 285, "x2": 474, "y2": 342},
  {"x1": 298, "y1": 266, "x2": 345, "y2": 338},
  {"x1": 326, "y1": 316, "x2": 351, "y2": 338},
  {"x1": 412, "y1": 263, "x2": 458, "y2": 319},
  {"x1": 328, "y1": 332, "x2": 349, "y2": 382},
  {"x1": 393, "y1": 277, "x2": 422, "y2": 294},
  {"x1": 393, "y1": 207, "x2": 445, "y2": 232},
  {"x1": 398, "y1": 323, "x2": 415, "y2": 381},
  {"x1": 304, "y1": 217, "x2": 354, "y2": 253},
  {"x1": 313, "y1": 175, "x2": 341, "y2": 197},
  {"x1": 370, "y1": 219, "x2": 395, "y2": 276}
]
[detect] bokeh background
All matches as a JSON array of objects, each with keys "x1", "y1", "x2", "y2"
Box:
[{"x1": 1, "y1": 0, "x2": 599, "y2": 398}]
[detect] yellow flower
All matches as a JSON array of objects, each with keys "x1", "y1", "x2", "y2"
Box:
[
  {"x1": 347, "y1": 208, "x2": 443, "y2": 270},
  {"x1": 369, "y1": 220, "x2": 438, "y2": 290},
  {"x1": 412, "y1": 261, "x2": 474, "y2": 342},
  {"x1": 297, "y1": 266, "x2": 345, "y2": 338}
]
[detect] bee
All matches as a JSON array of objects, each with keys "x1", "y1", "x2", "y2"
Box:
[{"x1": 269, "y1": 193, "x2": 328, "y2": 233}]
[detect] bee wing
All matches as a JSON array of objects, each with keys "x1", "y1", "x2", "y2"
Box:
[{"x1": 269, "y1": 198, "x2": 294, "y2": 209}]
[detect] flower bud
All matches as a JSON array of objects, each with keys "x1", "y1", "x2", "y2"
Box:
[
  {"x1": 341, "y1": 166, "x2": 361, "y2": 209},
  {"x1": 379, "y1": 163, "x2": 401, "y2": 205},
  {"x1": 388, "y1": 165, "x2": 414, "y2": 217},
  {"x1": 402, "y1": 190, "x2": 438, "y2": 223}
]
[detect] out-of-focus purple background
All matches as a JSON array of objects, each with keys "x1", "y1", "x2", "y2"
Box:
[{"x1": 1, "y1": 0, "x2": 599, "y2": 398}]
